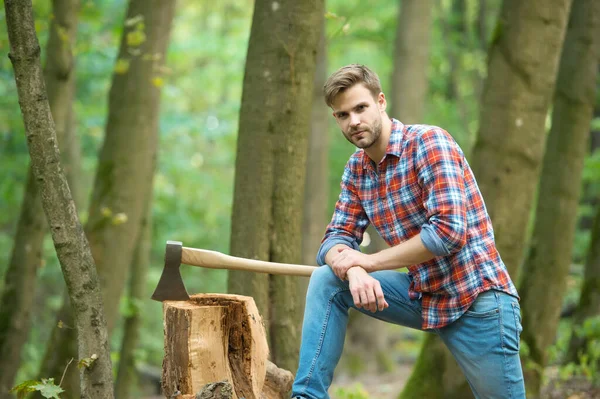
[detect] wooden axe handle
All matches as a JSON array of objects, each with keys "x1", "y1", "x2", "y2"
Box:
[{"x1": 181, "y1": 247, "x2": 317, "y2": 277}]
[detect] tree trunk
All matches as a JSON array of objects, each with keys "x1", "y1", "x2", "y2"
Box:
[
  {"x1": 227, "y1": 0, "x2": 324, "y2": 372},
  {"x1": 38, "y1": 0, "x2": 176, "y2": 395},
  {"x1": 401, "y1": 0, "x2": 573, "y2": 397},
  {"x1": 299, "y1": 12, "x2": 328, "y2": 317},
  {"x1": 566, "y1": 203, "x2": 600, "y2": 363},
  {"x1": 3, "y1": 0, "x2": 114, "y2": 397},
  {"x1": 470, "y1": 0, "x2": 573, "y2": 279},
  {"x1": 115, "y1": 203, "x2": 153, "y2": 398},
  {"x1": 518, "y1": 0, "x2": 600, "y2": 395},
  {"x1": 301, "y1": 14, "x2": 328, "y2": 268},
  {"x1": 390, "y1": 0, "x2": 433, "y2": 124},
  {"x1": 0, "y1": 0, "x2": 80, "y2": 394}
]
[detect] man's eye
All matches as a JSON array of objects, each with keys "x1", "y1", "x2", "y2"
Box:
[{"x1": 357, "y1": 105, "x2": 366, "y2": 111}]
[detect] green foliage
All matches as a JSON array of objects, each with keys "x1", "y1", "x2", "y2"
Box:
[
  {"x1": 11, "y1": 378, "x2": 64, "y2": 399},
  {"x1": 558, "y1": 317, "x2": 600, "y2": 386},
  {"x1": 0, "y1": 0, "x2": 596, "y2": 391},
  {"x1": 333, "y1": 383, "x2": 370, "y2": 399}
]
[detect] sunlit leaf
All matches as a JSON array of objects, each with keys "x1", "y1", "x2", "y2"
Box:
[
  {"x1": 78, "y1": 353, "x2": 98, "y2": 369},
  {"x1": 114, "y1": 59, "x2": 130, "y2": 74},
  {"x1": 112, "y1": 213, "x2": 128, "y2": 225},
  {"x1": 56, "y1": 26, "x2": 69, "y2": 43},
  {"x1": 10, "y1": 380, "x2": 38, "y2": 398},
  {"x1": 125, "y1": 15, "x2": 144, "y2": 27},
  {"x1": 151, "y1": 76, "x2": 164, "y2": 87},
  {"x1": 31, "y1": 379, "x2": 64, "y2": 399},
  {"x1": 127, "y1": 29, "x2": 146, "y2": 47}
]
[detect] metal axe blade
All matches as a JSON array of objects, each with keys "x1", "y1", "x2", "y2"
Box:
[{"x1": 151, "y1": 241, "x2": 190, "y2": 302}]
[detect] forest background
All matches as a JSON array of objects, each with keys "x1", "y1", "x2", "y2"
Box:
[{"x1": 1, "y1": 0, "x2": 600, "y2": 398}]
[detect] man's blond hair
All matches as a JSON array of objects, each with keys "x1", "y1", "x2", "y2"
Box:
[{"x1": 323, "y1": 64, "x2": 382, "y2": 107}]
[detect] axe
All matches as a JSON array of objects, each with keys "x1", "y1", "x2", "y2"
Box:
[{"x1": 152, "y1": 241, "x2": 318, "y2": 301}]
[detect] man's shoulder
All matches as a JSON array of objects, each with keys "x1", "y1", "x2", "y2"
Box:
[
  {"x1": 403, "y1": 124, "x2": 459, "y2": 149},
  {"x1": 404, "y1": 124, "x2": 449, "y2": 139},
  {"x1": 345, "y1": 149, "x2": 365, "y2": 169}
]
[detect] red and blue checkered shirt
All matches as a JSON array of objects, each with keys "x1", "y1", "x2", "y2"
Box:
[{"x1": 319, "y1": 119, "x2": 518, "y2": 329}]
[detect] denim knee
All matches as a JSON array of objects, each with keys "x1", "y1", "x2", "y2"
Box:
[{"x1": 307, "y1": 266, "x2": 345, "y2": 296}]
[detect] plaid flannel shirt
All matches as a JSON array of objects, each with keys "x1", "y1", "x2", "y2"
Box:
[{"x1": 318, "y1": 119, "x2": 518, "y2": 329}]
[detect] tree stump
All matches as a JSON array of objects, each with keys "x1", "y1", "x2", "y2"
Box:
[{"x1": 162, "y1": 294, "x2": 269, "y2": 399}]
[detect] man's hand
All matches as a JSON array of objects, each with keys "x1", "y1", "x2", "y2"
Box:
[
  {"x1": 330, "y1": 247, "x2": 376, "y2": 280},
  {"x1": 347, "y1": 267, "x2": 389, "y2": 312}
]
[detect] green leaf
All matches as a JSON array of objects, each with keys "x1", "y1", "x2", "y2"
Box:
[
  {"x1": 127, "y1": 29, "x2": 146, "y2": 47},
  {"x1": 10, "y1": 380, "x2": 39, "y2": 398},
  {"x1": 124, "y1": 15, "x2": 144, "y2": 27},
  {"x1": 78, "y1": 353, "x2": 98, "y2": 369},
  {"x1": 31, "y1": 379, "x2": 64, "y2": 399}
]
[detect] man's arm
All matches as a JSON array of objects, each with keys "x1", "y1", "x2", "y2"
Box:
[
  {"x1": 328, "y1": 233, "x2": 435, "y2": 279},
  {"x1": 316, "y1": 160, "x2": 369, "y2": 266}
]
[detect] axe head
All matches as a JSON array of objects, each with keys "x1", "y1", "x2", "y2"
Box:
[{"x1": 151, "y1": 241, "x2": 190, "y2": 302}]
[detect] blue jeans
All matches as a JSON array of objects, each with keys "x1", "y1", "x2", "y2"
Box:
[{"x1": 291, "y1": 266, "x2": 525, "y2": 399}]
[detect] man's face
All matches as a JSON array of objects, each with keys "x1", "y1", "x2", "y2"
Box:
[{"x1": 331, "y1": 83, "x2": 385, "y2": 149}]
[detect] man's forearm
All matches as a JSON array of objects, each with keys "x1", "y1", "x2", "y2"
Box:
[
  {"x1": 325, "y1": 244, "x2": 352, "y2": 266},
  {"x1": 371, "y1": 233, "x2": 436, "y2": 271}
]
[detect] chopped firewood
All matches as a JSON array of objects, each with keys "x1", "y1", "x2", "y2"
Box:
[{"x1": 162, "y1": 294, "x2": 269, "y2": 399}]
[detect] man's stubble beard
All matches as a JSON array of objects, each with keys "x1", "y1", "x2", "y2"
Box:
[{"x1": 344, "y1": 115, "x2": 383, "y2": 149}]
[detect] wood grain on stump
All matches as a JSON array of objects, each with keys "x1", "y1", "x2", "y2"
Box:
[{"x1": 162, "y1": 294, "x2": 269, "y2": 399}]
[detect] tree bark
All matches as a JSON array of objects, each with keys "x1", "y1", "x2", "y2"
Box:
[
  {"x1": 390, "y1": 0, "x2": 433, "y2": 124},
  {"x1": 518, "y1": 0, "x2": 600, "y2": 395},
  {"x1": 0, "y1": 0, "x2": 80, "y2": 394},
  {"x1": 470, "y1": 0, "x2": 573, "y2": 279},
  {"x1": 3, "y1": 0, "x2": 114, "y2": 397},
  {"x1": 301, "y1": 14, "x2": 328, "y2": 268},
  {"x1": 227, "y1": 0, "x2": 324, "y2": 372},
  {"x1": 567, "y1": 203, "x2": 600, "y2": 363},
  {"x1": 299, "y1": 11, "x2": 328, "y2": 318},
  {"x1": 38, "y1": 0, "x2": 176, "y2": 395},
  {"x1": 401, "y1": 0, "x2": 573, "y2": 398},
  {"x1": 115, "y1": 203, "x2": 153, "y2": 398}
]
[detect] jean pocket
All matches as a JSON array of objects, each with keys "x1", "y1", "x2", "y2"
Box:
[{"x1": 464, "y1": 291, "x2": 500, "y2": 318}]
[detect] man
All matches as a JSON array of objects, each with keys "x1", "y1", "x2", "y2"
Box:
[{"x1": 291, "y1": 64, "x2": 525, "y2": 399}]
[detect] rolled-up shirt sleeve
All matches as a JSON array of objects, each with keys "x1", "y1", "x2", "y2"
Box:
[
  {"x1": 316, "y1": 162, "x2": 370, "y2": 266},
  {"x1": 416, "y1": 129, "x2": 467, "y2": 255}
]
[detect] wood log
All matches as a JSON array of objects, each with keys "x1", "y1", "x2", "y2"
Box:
[
  {"x1": 262, "y1": 361, "x2": 294, "y2": 399},
  {"x1": 177, "y1": 363, "x2": 293, "y2": 399},
  {"x1": 162, "y1": 294, "x2": 269, "y2": 399}
]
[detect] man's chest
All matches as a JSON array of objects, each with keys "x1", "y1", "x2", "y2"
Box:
[{"x1": 354, "y1": 160, "x2": 427, "y2": 242}]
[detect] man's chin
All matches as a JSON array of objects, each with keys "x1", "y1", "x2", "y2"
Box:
[{"x1": 353, "y1": 137, "x2": 375, "y2": 148}]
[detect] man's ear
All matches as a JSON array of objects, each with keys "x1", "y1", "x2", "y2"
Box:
[{"x1": 378, "y1": 92, "x2": 387, "y2": 111}]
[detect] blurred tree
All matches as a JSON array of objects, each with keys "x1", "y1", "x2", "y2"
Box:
[
  {"x1": 228, "y1": 0, "x2": 325, "y2": 372},
  {"x1": 567, "y1": 203, "x2": 600, "y2": 363},
  {"x1": 341, "y1": 0, "x2": 433, "y2": 377},
  {"x1": 300, "y1": 9, "x2": 328, "y2": 318},
  {"x1": 401, "y1": 0, "x2": 573, "y2": 397},
  {"x1": 518, "y1": 0, "x2": 600, "y2": 395},
  {"x1": 470, "y1": 0, "x2": 573, "y2": 280},
  {"x1": 115, "y1": 201, "x2": 153, "y2": 398},
  {"x1": 0, "y1": 0, "x2": 81, "y2": 394},
  {"x1": 37, "y1": 0, "x2": 176, "y2": 395},
  {"x1": 390, "y1": 0, "x2": 432, "y2": 124},
  {"x1": 302, "y1": 10, "x2": 329, "y2": 269},
  {"x1": 3, "y1": 0, "x2": 114, "y2": 397}
]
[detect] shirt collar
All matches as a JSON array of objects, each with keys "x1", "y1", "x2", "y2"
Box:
[{"x1": 362, "y1": 118, "x2": 405, "y2": 170}]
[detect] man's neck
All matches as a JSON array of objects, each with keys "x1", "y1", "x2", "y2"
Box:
[{"x1": 365, "y1": 116, "x2": 393, "y2": 165}]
